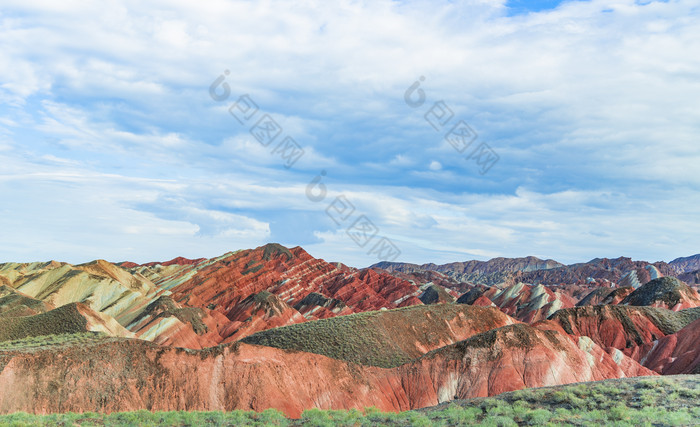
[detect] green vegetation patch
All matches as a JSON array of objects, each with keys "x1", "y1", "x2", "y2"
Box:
[
  {"x1": 242, "y1": 303, "x2": 508, "y2": 368},
  {"x1": 0, "y1": 331, "x2": 111, "y2": 352},
  {"x1": 261, "y1": 243, "x2": 293, "y2": 261},
  {"x1": 1, "y1": 376, "x2": 697, "y2": 426},
  {"x1": 622, "y1": 277, "x2": 696, "y2": 308},
  {"x1": 0, "y1": 303, "x2": 89, "y2": 342}
]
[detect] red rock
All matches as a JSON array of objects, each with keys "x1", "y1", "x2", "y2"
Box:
[
  {"x1": 167, "y1": 244, "x2": 423, "y2": 340},
  {"x1": 0, "y1": 324, "x2": 642, "y2": 418},
  {"x1": 471, "y1": 295, "x2": 495, "y2": 307},
  {"x1": 601, "y1": 287, "x2": 635, "y2": 305},
  {"x1": 641, "y1": 318, "x2": 700, "y2": 374},
  {"x1": 546, "y1": 305, "x2": 696, "y2": 361},
  {"x1": 219, "y1": 291, "x2": 306, "y2": 342},
  {"x1": 479, "y1": 283, "x2": 575, "y2": 323}
]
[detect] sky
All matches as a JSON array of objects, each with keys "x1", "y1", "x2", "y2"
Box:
[{"x1": 0, "y1": 0, "x2": 699, "y2": 268}]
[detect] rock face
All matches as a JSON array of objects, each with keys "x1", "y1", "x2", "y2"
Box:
[
  {"x1": 457, "y1": 283, "x2": 575, "y2": 323},
  {"x1": 374, "y1": 256, "x2": 564, "y2": 286},
  {"x1": 545, "y1": 305, "x2": 700, "y2": 361},
  {"x1": 669, "y1": 254, "x2": 700, "y2": 274},
  {"x1": 620, "y1": 277, "x2": 700, "y2": 311},
  {"x1": 0, "y1": 244, "x2": 426, "y2": 348},
  {"x1": 0, "y1": 323, "x2": 648, "y2": 418},
  {"x1": 418, "y1": 285, "x2": 456, "y2": 305},
  {"x1": 642, "y1": 318, "x2": 700, "y2": 374},
  {"x1": 1, "y1": 247, "x2": 698, "y2": 418}
]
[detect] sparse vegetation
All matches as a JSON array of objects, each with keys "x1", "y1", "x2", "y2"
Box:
[
  {"x1": 0, "y1": 376, "x2": 696, "y2": 426},
  {"x1": 0, "y1": 304, "x2": 91, "y2": 342},
  {"x1": 0, "y1": 331, "x2": 112, "y2": 352},
  {"x1": 241, "y1": 303, "x2": 508, "y2": 368}
]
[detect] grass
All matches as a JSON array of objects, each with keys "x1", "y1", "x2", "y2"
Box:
[
  {"x1": 0, "y1": 331, "x2": 112, "y2": 352},
  {"x1": 0, "y1": 376, "x2": 697, "y2": 426},
  {"x1": 241, "y1": 303, "x2": 509, "y2": 368}
]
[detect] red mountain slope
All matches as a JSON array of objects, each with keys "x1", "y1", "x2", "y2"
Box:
[
  {"x1": 641, "y1": 318, "x2": 700, "y2": 374},
  {"x1": 0, "y1": 323, "x2": 649, "y2": 418},
  {"x1": 544, "y1": 305, "x2": 700, "y2": 360},
  {"x1": 168, "y1": 244, "x2": 422, "y2": 327}
]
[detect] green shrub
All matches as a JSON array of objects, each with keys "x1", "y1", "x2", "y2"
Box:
[
  {"x1": 480, "y1": 415, "x2": 518, "y2": 427},
  {"x1": 301, "y1": 408, "x2": 334, "y2": 427},
  {"x1": 408, "y1": 412, "x2": 435, "y2": 427},
  {"x1": 524, "y1": 408, "x2": 552, "y2": 425},
  {"x1": 255, "y1": 408, "x2": 288, "y2": 426},
  {"x1": 608, "y1": 403, "x2": 630, "y2": 421}
]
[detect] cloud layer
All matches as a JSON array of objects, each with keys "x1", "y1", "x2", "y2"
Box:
[{"x1": 1, "y1": 0, "x2": 698, "y2": 266}]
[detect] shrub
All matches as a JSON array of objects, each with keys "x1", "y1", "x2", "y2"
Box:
[
  {"x1": 608, "y1": 403, "x2": 630, "y2": 421},
  {"x1": 524, "y1": 408, "x2": 552, "y2": 425},
  {"x1": 441, "y1": 405, "x2": 479, "y2": 424},
  {"x1": 255, "y1": 408, "x2": 288, "y2": 426},
  {"x1": 480, "y1": 415, "x2": 518, "y2": 427},
  {"x1": 301, "y1": 408, "x2": 334, "y2": 427},
  {"x1": 408, "y1": 412, "x2": 436, "y2": 427}
]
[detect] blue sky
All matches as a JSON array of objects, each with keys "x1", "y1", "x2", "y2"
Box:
[{"x1": 1, "y1": 0, "x2": 698, "y2": 267}]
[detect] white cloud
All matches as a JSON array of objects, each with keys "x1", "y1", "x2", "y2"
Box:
[{"x1": 0, "y1": 0, "x2": 698, "y2": 266}]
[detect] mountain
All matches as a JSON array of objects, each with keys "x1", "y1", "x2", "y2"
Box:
[
  {"x1": 669, "y1": 254, "x2": 700, "y2": 274},
  {"x1": 543, "y1": 305, "x2": 700, "y2": 362},
  {"x1": 456, "y1": 282, "x2": 576, "y2": 323},
  {"x1": 374, "y1": 256, "x2": 685, "y2": 291},
  {"x1": 1, "y1": 245, "x2": 699, "y2": 418},
  {"x1": 164, "y1": 244, "x2": 422, "y2": 319},
  {"x1": 0, "y1": 259, "x2": 224, "y2": 349},
  {"x1": 620, "y1": 277, "x2": 700, "y2": 311},
  {"x1": 241, "y1": 304, "x2": 517, "y2": 368},
  {"x1": 0, "y1": 244, "x2": 428, "y2": 348},
  {"x1": 373, "y1": 256, "x2": 564, "y2": 286},
  {"x1": 0, "y1": 302, "x2": 134, "y2": 342},
  {"x1": 642, "y1": 318, "x2": 700, "y2": 374},
  {"x1": 518, "y1": 257, "x2": 673, "y2": 286},
  {"x1": 0, "y1": 320, "x2": 649, "y2": 418}
]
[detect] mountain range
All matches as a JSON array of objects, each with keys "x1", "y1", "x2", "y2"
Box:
[{"x1": 0, "y1": 244, "x2": 699, "y2": 417}]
